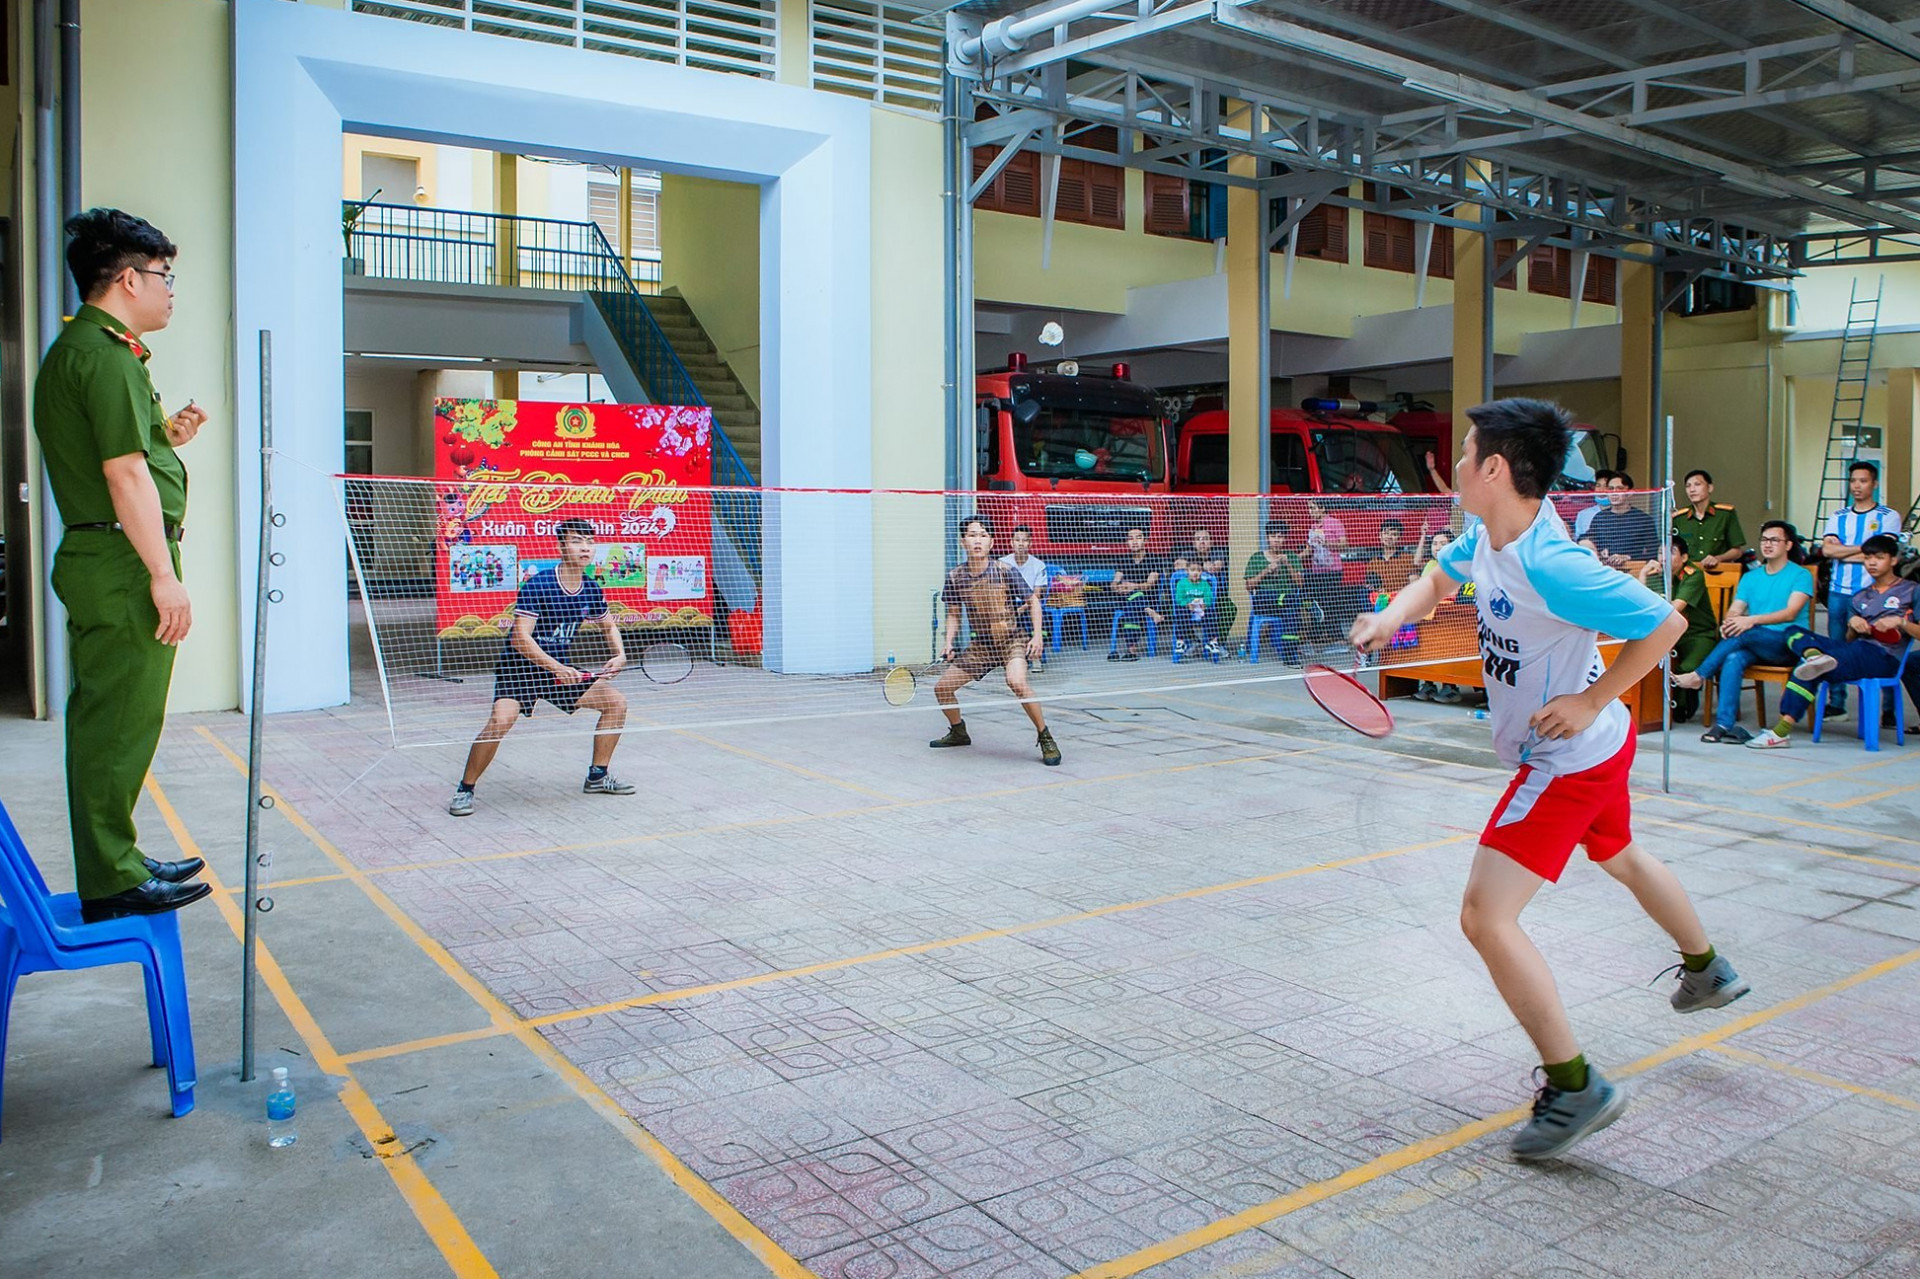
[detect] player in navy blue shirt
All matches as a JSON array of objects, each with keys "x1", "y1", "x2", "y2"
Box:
[{"x1": 449, "y1": 519, "x2": 632, "y2": 816}]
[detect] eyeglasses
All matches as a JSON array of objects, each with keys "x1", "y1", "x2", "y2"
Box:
[
  {"x1": 131, "y1": 267, "x2": 176, "y2": 291},
  {"x1": 1759, "y1": 536, "x2": 1788, "y2": 544}
]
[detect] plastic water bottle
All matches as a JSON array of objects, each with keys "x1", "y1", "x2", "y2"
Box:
[
  {"x1": 1472, "y1": 709, "x2": 1490, "y2": 720},
  {"x1": 266, "y1": 1067, "x2": 298, "y2": 1148}
]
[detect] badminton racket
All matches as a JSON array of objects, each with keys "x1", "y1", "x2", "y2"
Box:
[
  {"x1": 881, "y1": 660, "x2": 947, "y2": 707},
  {"x1": 638, "y1": 640, "x2": 694, "y2": 685},
  {"x1": 1303, "y1": 662, "x2": 1395, "y2": 738}
]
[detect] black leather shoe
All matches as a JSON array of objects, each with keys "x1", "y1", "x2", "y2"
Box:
[
  {"x1": 81, "y1": 878, "x2": 213, "y2": 922},
  {"x1": 144, "y1": 856, "x2": 206, "y2": 884}
]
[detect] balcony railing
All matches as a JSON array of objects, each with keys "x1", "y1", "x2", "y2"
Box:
[{"x1": 345, "y1": 202, "x2": 662, "y2": 292}]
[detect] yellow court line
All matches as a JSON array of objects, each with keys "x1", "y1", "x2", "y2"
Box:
[
  {"x1": 143, "y1": 777, "x2": 498, "y2": 1279},
  {"x1": 1639, "y1": 788, "x2": 1920, "y2": 849},
  {"x1": 1707, "y1": 1044, "x2": 1920, "y2": 1113},
  {"x1": 672, "y1": 728, "x2": 906, "y2": 802},
  {"x1": 343, "y1": 832, "x2": 1471, "y2": 1064},
  {"x1": 1818, "y1": 777, "x2": 1920, "y2": 810},
  {"x1": 1074, "y1": 941, "x2": 1920, "y2": 1279},
  {"x1": 187, "y1": 733, "x2": 826, "y2": 1279},
  {"x1": 1750, "y1": 752, "x2": 1914, "y2": 795}
]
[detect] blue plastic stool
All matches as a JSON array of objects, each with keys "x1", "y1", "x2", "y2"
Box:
[
  {"x1": 1043, "y1": 567, "x2": 1089, "y2": 653},
  {"x1": 1107, "y1": 608, "x2": 1160, "y2": 659},
  {"x1": 0, "y1": 797, "x2": 197, "y2": 1138},
  {"x1": 1811, "y1": 642, "x2": 1913, "y2": 753}
]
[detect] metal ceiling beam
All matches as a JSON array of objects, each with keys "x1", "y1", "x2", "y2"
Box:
[
  {"x1": 1785, "y1": 0, "x2": 1920, "y2": 64},
  {"x1": 1209, "y1": 5, "x2": 1920, "y2": 234}
]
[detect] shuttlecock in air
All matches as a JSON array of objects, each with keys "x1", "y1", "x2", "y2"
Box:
[{"x1": 1038, "y1": 322, "x2": 1064, "y2": 347}]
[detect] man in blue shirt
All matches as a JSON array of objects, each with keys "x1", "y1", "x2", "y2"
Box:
[
  {"x1": 1672, "y1": 520, "x2": 1816, "y2": 743},
  {"x1": 1819, "y1": 461, "x2": 1902, "y2": 716},
  {"x1": 449, "y1": 519, "x2": 632, "y2": 816}
]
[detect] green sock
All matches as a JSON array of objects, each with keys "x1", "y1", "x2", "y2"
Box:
[
  {"x1": 1682, "y1": 946, "x2": 1716, "y2": 973},
  {"x1": 1542, "y1": 1055, "x2": 1589, "y2": 1093},
  {"x1": 1772, "y1": 718, "x2": 1795, "y2": 737}
]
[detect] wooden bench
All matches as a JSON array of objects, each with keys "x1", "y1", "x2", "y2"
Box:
[
  {"x1": 1699, "y1": 565, "x2": 1793, "y2": 726},
  {"x1": 1375, "y1": 605, "x2": 1667, "y2": 734}
]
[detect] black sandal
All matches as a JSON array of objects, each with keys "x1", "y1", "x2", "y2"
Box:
[{"x1": 1699, "y1": 725, "x2": 1729, "y2": 743}]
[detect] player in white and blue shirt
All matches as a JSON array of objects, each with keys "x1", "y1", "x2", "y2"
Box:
[
  {"x1": 449, "y1": 518, "x2": 633, "y2": 817},
  {"x1": 1352, "y1": 398, "x2": 1748, "y2": 1165},
  {"x1": 1820, "y1": 461, "x2": 1903, "y2": 714}
]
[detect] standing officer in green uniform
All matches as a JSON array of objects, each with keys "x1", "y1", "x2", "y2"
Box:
[
  {"x1": 34, "y1": 209, "x2": 210, "y2": 921},
  {"x1": 1672, "y1": 469, "x2": 1747, "y2": 569},
  {"x1": 1641, "y1": 535, "x2": 1719, "y2": 722}
]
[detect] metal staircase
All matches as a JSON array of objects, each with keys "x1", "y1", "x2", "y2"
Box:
[{"x1": 1811, "y1": 277, "x2": 1882, "y2": 533}]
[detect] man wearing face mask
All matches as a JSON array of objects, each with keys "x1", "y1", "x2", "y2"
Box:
[{"x1": 1571, "y1": 470, "x2": 1614, "y2": 541}]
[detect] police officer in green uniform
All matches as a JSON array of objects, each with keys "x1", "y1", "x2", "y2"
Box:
[
  {"x1": 34, "y1": 209, "x2": 210, "y2": 921},
  {"x1": 1672, "y1": 468, "x2": 1747, "y2": 569},
  {"x1": 1641, "y1": 535, "x2": 1719, "y2": 722}
]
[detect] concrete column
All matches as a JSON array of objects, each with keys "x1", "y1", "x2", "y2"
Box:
[
  {"x1": 617, "y1": 166, "x2": 633, "y2": 269},
  {"x1": 776, "y1": 0, "x2": 809, "y2": 87},
  {"x1": 1224, "y1": 111, "x2": 1269, "y2": 635},
  {"x1": 492, "y1": 369, "x2": 516, "y2": 402},
  {"x1": 1888, "y1": 367, "x2": 1918, "y2": 519},
  {"x1": 1619, "y1": 254, "x2": 1658, "y2": 482},
  {"x1": 493, "y1": 152, "x2": 518, "y2": 288},
  {"x1": 1451, "y1": 201, "x2": 1491, "y2": 417}
]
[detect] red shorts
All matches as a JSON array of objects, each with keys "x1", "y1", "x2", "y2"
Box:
[{"x1": 1480, "y1": 730, "x2": 1635, "y2": 882}]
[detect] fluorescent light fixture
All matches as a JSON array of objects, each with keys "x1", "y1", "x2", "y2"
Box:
[
  {"x1": 346, "y1": 352, "x2": 487, "y2": 362},
  {"x1": 1402, "y1": 78, "x2": 1511, "y2": 115}
]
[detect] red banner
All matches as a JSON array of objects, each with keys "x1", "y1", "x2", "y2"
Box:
[{"x1": 431, "y1": 399, "x2": 713, "y2": 639}]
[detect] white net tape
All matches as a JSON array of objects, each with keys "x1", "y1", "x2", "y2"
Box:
[{"x1": 335, "y1": 471, "x2": 1676, "y2": 749}]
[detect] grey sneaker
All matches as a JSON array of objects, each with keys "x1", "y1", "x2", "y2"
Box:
[
  {"x1": 447, "y1": 788, "x2": 474, "y2": 817},
  {"x1": 583, "y1": 773, "x2": 636, "y2": 795},
  {"x1": 1793, "y1": 651, "x2": 1838, "y2": 682},
  {"x1": 1037, "y1": 727, "x2": 1061, "y2": 766},
  {"x1": 1665, "y1": 956, "x2": 1751, "y2": 1014},
  {"x1": 1511, "y1": 1067, "x2": 1628, "y2": 1163}
]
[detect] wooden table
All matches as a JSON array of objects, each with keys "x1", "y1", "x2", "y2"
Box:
[{"x1": 1376, "y1": 611, "x2": 1668, "y2": 733}]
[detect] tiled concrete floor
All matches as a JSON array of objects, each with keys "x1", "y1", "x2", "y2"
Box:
[{"x1": 4, "y1": 671, "x2": 1920, "y2": 1278}]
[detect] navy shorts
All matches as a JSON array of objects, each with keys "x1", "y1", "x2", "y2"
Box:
[{"x1": 493, "y1": 658, "x2": 598, "y2": 716}]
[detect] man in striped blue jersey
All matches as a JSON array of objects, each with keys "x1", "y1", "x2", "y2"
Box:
[{"x1": 1820, "y1": 461, "x2": 1903, "y2": 717}]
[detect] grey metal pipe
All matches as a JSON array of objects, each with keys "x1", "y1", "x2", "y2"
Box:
[
  {"x1": 942, "y1": 71, "x2": 960, "y2": 492},
  {"x1": 34, "y1": 0, "x2": 68, "y2": 718},
  {"x1": 58, "y1": 0, "x2": 79, "y2": 311},
  {"x1": 241, "y1": 331, "x2": 276, "y2": 1081}
]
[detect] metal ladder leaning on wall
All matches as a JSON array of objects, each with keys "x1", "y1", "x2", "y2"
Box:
[{"x1": 1811, "y1": 276, "x2": 1882, "y2": 535}]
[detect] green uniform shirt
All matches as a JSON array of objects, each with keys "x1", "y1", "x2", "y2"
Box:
[
  {"x1": 1672, "y1": 503, "x2": 1743, "y2": 562},
  {"x1": 34, "y1": 304, "x2": 187, "y2": 528}
]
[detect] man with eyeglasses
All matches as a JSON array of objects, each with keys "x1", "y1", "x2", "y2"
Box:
[
  {"x1": 32, "y1": 208, "x2": 209, "y2": 921},
  {"x1": 1671, "y1": 520, "x2": 1815, "y2": 744}
]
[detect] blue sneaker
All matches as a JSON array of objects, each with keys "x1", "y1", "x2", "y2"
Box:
[{"x1": 1511, "y1": 1066, "x2": 1627, "y2": 1162}]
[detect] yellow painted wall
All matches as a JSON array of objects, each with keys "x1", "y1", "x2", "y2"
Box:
[
  {"x1": 66, "y1": 0, "x2": 238, "y2": 713},
  {"x1": 868, "y1": 108, "x2": 946, "y2": 664},
  {"x1": 658, "y1": 175, "x2": 762, "y2": 402},
  {"x1": 341, "y1": 134, "x2": 440, "y2": 203}
]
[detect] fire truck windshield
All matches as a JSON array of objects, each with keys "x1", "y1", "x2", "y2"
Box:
[
  {"x1": 1013, "y1": 408, "x2": 1164, "y2": 481},
  {"x1": 1311, "y1": 427, "x2": 1425, "y2": 494}
]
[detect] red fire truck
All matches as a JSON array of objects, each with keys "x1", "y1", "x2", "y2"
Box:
[{"x1": 974, "y1": 353, "x2": 1173, "y2": 561}]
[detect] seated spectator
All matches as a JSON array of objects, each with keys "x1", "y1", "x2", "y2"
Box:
[
  {"x1": 1174, "y1": 527, "x2": 1232, "y2": 639},
  {"x1": 1572, "y1": 470, "x2": 1615, "y2": 540},
  {"x1": 1244, "y1": 521, "x2": 1306, "y2": 663},
  {"x1": 1171, "y1": 561, "x2": 1224, "y2": 661},
  {"x1": 1363, "y1": 518, "x2": 1417, "y2": 596},
  {"x1": 1412, "y1": 527, "x2": 1469, "y2": 704},
  {"x1": 1582, "y1": 471, "x2": 1660, "y2": 565},
  {"x1": 1107, "y1": 526, "x2": 1165, "y2": 662},
  {"x1": 998, "y1": 523, "x2": 1048, "y2": 670},
  {"x1": 1303, "y1": 498, "x2": 1351, "y2": 642},
  {"x1": 1637, "y1": 536, "x2": 1718, "y2": 722},
  {"x1": 1747, "y1": 534, "x2": 1915, "y2": 749},
  {"x1": 1672, "y1": 520, "x2": 1815, "y2": 743},
  {"x1": 1672, "y1": 469, "x2": 1747, "y2": 570}
]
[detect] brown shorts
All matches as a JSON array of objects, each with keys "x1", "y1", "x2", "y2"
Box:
[{"x1": 954, "y1": 634, "x2": 1031, "y2": 680}]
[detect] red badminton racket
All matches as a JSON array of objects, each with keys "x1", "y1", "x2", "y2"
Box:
[{"x1": 1303, "y1": 663, "x2": 1395, "y2": 739}]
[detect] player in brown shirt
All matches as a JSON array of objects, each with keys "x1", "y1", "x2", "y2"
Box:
[{"x1": 929, "y1": 515, "x2": 1061, "y2": 765}]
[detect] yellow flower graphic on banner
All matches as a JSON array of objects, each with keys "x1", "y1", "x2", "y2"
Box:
[{"x1": 555, "y1": 405, "x2": 597, "y2": 440}]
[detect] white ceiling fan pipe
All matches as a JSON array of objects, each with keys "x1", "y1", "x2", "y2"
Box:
[{"x1": 957, "y1": 0, "x2": 1124, "y2": 64}]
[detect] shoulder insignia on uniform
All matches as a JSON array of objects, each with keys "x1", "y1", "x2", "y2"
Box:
[
  {"x1": 1714, "y1": 503, "x2": 1734, "y2": 511},
  {"x1": 102, "y1": 328, "x2": 149, "y2": 360}
]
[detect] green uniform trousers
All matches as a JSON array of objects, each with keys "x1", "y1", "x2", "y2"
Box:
[
  {"x1": 1673, "y1": 632, "x2": 1719, "y2": 675},
  {"x1": 51, "y1": 535, "x2": 179, "y2": 900}
]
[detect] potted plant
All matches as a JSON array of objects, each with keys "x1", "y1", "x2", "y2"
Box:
[{"x1": 342, "y1": 187, "x2": 381, "y2": 275}]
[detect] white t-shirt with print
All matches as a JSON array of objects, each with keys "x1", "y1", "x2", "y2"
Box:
[
  {"x1": 998, "y1": 552, "x2": 1048, "y2": 596},
  {"x1": 1434, "y1": 501, "x2": 1674, "y2": 776}
]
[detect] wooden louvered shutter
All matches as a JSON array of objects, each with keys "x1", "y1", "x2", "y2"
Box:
[
  {"x1": 1495, "y1": 237, "x2": 1518, "y2": 289},
  {"x1": 972, "y1": 145, "x2": 1041, "y2": 217},
  {"x1": 1428, "y1": 223, "x2": 1453, "y2": 279},
  {"x1": 1529, "y1": 244, "x2": 1571, "y2": 297},
  {"x1": 1297, "y1": 203, "x2": 1347, "y2": 262},
  {"x1": 1144, "y1": 172, "x2": 1193, "y2": 237},
  {"x1": 1584, "y1": 253, "x2": 1616, "y2": 305}
]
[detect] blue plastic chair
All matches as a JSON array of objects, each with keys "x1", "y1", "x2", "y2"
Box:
[
  {"x1": 1107, "y1": 606, "x2": 1160, "y2": 659},
  {"x1": 1248, "y1": 598, "x2": 1317, "y2": 664},
  {"x1": 0, "y1": 797, "x2": 197, "y2": 1137},
  {"x1": 1811, "y1": 641, "x2": 1913, "y2": 752},
  {"x1": 1043, "y1": 566, "x2": 1089, "y2": 653},
  {"x1": 1170, "y1": 574, "x2": 1222, "y2": 664}
]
